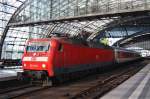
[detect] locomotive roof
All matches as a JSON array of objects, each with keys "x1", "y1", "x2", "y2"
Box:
[
  {"x1": 51, "y1": 37, "x2": 113, "y2": 49},
  {"x1": 27, "y1": 37, "x2": 113, "y2": 49}
]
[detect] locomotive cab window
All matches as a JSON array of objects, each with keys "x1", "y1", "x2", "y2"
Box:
[
  {"x1": 26, "y1": 41, "x2": 50, "y2": 52},
  {"x1": 58, "y1": 43, "x2": 63, "y2": 52}
]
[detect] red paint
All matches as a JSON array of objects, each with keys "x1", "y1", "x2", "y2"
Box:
[{"x1": 22, "y1": 37, "x2": 140, "y2": 78}]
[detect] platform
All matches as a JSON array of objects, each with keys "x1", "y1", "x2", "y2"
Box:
[
  {"x1": 0, "y1": 68, "x2": 22, "y2": 81},
  {"x1": 101, "y1": 63, "x2": 150, "y2": 99}
]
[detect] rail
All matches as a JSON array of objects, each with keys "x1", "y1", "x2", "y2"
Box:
[{"x1": 8, "y1": 60, "x2": 148, "y2": 99}]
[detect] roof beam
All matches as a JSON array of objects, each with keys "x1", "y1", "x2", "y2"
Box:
[{"x1": 8, "y1": 9, "x2": 150, "y2": 27}]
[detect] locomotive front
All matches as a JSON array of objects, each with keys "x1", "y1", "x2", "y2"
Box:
[{"x1": 18, "y1": 39, "x2": 54, "y2": 85}]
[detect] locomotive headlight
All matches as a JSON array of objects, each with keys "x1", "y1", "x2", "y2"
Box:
[
  {"x1": 24, "y1": 64, "x2": 26, "y2": 67},
  {"x1": 42, "y1": 64, "x2": 46, "y2": 68}
]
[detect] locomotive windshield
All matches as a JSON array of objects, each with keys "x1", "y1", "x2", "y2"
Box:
[{"x1": 26, "y1": 41, "x2": 50, "y2": 52}]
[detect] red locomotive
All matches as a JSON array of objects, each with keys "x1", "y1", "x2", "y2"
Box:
[{"x1": 18, "y1": 36, "x2": 140, "y2": 86}]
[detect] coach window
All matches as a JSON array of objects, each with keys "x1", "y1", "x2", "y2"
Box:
[{"x1": 58, "y1": 43, "x2": 63, "y2": 52}]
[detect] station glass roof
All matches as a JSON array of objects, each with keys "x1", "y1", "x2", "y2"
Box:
[{"x1": 1, "y1": 0, "x2": 150, "y2": 59}]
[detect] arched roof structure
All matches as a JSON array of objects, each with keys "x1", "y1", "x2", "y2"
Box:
[
  {"x1": 0, "y1": 0, "x2": 26, "y2": 59},
  {"x1": 1, "y1": 0, "x2": 150, "y2": 59}
]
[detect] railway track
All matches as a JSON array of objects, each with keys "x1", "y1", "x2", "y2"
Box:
[
  {"x1": 0, "y1": 84, "x2": 50, "y2": 99},
  {"x1": 0, "y1": 79, "x2": 50, "y2": 99},
  {"x1": 0, "y1": 60, "x2": 148, "y2": 99},
  {"x1": 0, "y1": 84, "x2": 32, "y2": 94},
  {"x1": 70, "y1": 64, "x2": 141, "y2": 99}
]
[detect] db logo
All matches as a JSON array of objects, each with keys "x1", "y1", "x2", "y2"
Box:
[{"x1": 31, "y1": 57, "x2": 36, "y2": 61}]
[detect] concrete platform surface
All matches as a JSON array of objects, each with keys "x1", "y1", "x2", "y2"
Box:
[
  {"x1": 0, "y1": 68, "x2": 22, "y2": 81},
  {"x1": 101, "y1": 63, "x2": 150, "y2": 99}
]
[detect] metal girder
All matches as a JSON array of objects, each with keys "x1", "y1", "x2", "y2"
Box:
[
  {"x1": 0, "y1": 26, "x2": 9, "y2": 57},
  {"x1": 0, "y1": 2, "x2": 18, "y2": 8},
  {"x1": 0, "y1": 10, "x2": 13, "y2": 15},
  {"x1": 87, "y1": 15, "x2": 150, "y2": 40},
  {"x1": 8, "y1": 9, "x2": 150, "y2": 27},
  {"x1": 113, "y1": 32, "x2": 150, "y2": 46}
]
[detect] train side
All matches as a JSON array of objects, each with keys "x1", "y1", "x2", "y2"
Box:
[
  {"x1": 53, "y1": 39, "x2": 115, "y2": 76},
  {"x1": 22, "y1": 37, "x2": 115, "y2": 78},
  {"x1": 114, "y1": 48, "x2": 140, "y2": 63},
  {"x1": 20, "y1": 37, "x2": 140, "y2": 85}
]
